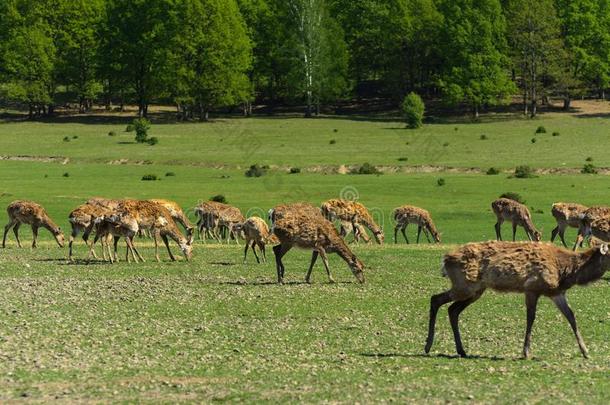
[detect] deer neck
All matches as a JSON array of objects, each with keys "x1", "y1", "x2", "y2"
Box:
[
  {"x1": 41, "y1": 217, "x2": 59, "y2": 234},
  {"x1": 561, "y1": 250, "x2": 608, "y2": 288}
]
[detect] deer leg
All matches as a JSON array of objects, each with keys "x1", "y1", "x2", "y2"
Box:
[
  {"x1": 424, "y1": 291, "x2": 454, "y2": 354},
  {"x1": 243, "y1": 240, "x2": 250, "y2": 263},
  {"x1": 558, "y1": 225, "x2": 569, "y2": 248},
  {"x1": 424, "y1": 228, "x2": 432, "y2": 243},
  {"x1": 259, "y1": 242, "x2": 266, "y2": 263},
  {"x1": 550, "y1": 225, "x2": 559, "y2": 243},
  {"x1": 318, "y1": 249, "x2": 335, "y2": 284},
  {"x1": 162, "y1": 234, "x2": 176, "y2": 261},
  {"x1": 113, "y1": 236, "x2": 121, "y2": 263},
  {"x1": 2, "y1": 219, "x2": 17, "y2": 247},
  {"x1": 448, "y1": 293, "x2": 482, "y2": 357},
  {"x1": 401, "y1": 224, "x2": 409, "y2": 244},
  {"x1": 394, "y1": 224, "x2": 400, "y2": 244},
  {"x1": 251, "y1": 241, "x2": 260, "y2": 264},
  {"x1": 13, "y1": 223, "x2": 22, "y2": 248},
  {"x1": 273, "y1": 244, "x2": 291, "y2": 284},
  {"x1": 512, "y1": 222, "x2": 518, "y2": 241},
  {"x1": 416, "y1": 226, "x2": 422, "y2": 244},
  {"x1": 153, "y1": 231, "x2": 161, "y2": 262},
  {"x1": 523, "y1": 292, "x2": 539, "y2": 359},
  {"x1": 126, "y1": 237, "x2": 138, "y2": 263},
  {"x1": 31, "y1": 225, "x2": 39, "y2": 248},
  {"x1": 552, "y1": 294, "x2": 589, "y2": 358},
  {"x1": 494, "y1": 219, "x2": 503, "y2": 241},
  {"x1": 69, "y1": 227, "x2": 78, "y2": 261},
  {"x1": 305, "y1": 251, "x2": 319, "y2": 284}
]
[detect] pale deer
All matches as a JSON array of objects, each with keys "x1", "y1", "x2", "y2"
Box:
[
  {"x1": 68, "y1": 202, "x2": 114, "y2": 261},
  {"x1": 573, "y1": 206, "x2": 610, "y2": 250},
  {"x1": 550, "y1": 202, "x2": 588, "y2": 248},
  {"x1": 393, "y1": 205, "x2": 441, "y2": 244},
  {"x1": 321, "y1": 199, "x2": 384, "y2": 244},
  {"x1": 492, "y1": 198, "x2": 541, "y2": 241},
  {"x1": 149, "y1": 199, "x2": 195, "y2": 244},
  {"x1": 236, "y1": 216, "x2": 276, "y2": 263},
  {"x1": 93, "y1": 212, "x2": 143, "y2": 263},
  {"x1": 3, "y1": 200, "x2": 64, "y2": 248}
]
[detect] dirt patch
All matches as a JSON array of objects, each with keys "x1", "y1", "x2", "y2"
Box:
[{"x1": 0, "y1": 155, "x2": 69, "y2": 164}]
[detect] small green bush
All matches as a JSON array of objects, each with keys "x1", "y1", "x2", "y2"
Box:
[
  {"x1": 63, "y1": 136, "x2": 70, "y2": 142},
  {"x1": 210, "y1": 194, "x2": 227, "y2": 203},
  {"x1": 535, "y1": 126, "x2": 547, "y2": 134},
  {"x1": 165, "y1": 172, "x2": 176, "y2": 177},
  {"x1": 514, "y1": 165, "x2": 536, "y2": 179},
  {"x1": 289, "y1": 167, "x2": 301, "y2": 174},
  {"x1": 329, "y1": 139, "x2": 336, "y2": 145},
  {"x1": 147, "y1": 136, "x2": 159, "y2": 145},
  {"x1": 72, "y1": 135, "x2": 78, "y2": 139},
  {"x1": 500, "y1": 192, "x2": 525, "y2": 204},
  {"x1": 443, "y1": 142, "x2": 449, "y2": 147},
  {"x1": 108, "y1": 131, "x2": 116, "y2": 136},
  {"x1": 62, "y1": 172, "x2": 70, "y2": 177},
  {"x1": 585, "y1": 157, "x2": 593, "y2": 162},
  {"x1": 401, "y1": 92, "x2": 425, "y2": 129},
  {"x1": 437, "y1": 178, "x2": 446, "y2": 186},
  {"x1": 581, "y1": 163, "x2": 598, "y2": 174},
  {"x1": 126, "y1": 124, "x2": 135, "y2": 132},
  {"x1": 397, "y1": 157, "x2": 408, "y2": 162},
  {"x1": 245, "y1": 164, "x2": 267, "y2": 178},
  {"x1": 333, "y1": 129, "x2": 338, "y2": 133},
  {"x1": 486, "y1": 167, "x2": 500, "y2": 175},
  {"x1": 350, "y1": 162, "x2": 382, "y2": 175},
  {"x1": 132, "y1": 118, "x2": 151, "y2": 143},
  {"x1": 531, "y1": 138, "x2": 537, "y2": 144},
  {"x1": 552, "y1": 131, "x2": 560, "y2": 137},
  {"x1": 480, "y1": 134, "x2": 488, "y2": 140},
  {"x1": 141, "y1": 174, "x2": 158, "y2": 181}
]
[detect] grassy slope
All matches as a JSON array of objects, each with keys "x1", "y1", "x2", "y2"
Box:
[{"x1": 0, "y1": 112, "x2": 609, "y2": 402}]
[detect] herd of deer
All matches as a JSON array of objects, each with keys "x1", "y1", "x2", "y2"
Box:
[{"x1": 2, "y1": 196, "x2": 609, "y2": 359}]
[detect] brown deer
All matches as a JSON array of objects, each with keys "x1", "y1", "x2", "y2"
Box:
[
  {"x1": 269, "y1": 202, "x2": 322, "y2": 224},
  {"x1": 68, "y1": 202, "x2": 114, "y2": 261},
  {"x1": 393, "y1": 205, "x2": 441, "y2": 244},
  {"x1": 195, "y1": 201, "x2": 242, "y2": 242},
  {"x1": 425, "y1": 241, "x2": 609, "y2": 359},
  {"x1": 550, "y1": 203, "x2": 588, "y2": 248},
  {"x1": 235, "y1": 216, "x2": 276, "y2": 263},
  {"x1": 118, "y1": 200, "x2": 192, "y2": 261},
  {"x1": 93, "y1": 212, "x2": 143, "y2": 263},
  {"x1": 573, "y1": 206, "x2": 610, "y2": 250},
  {"x1": 3, "y1": 200, "x2": 65, "y2": 248},
  {"x1": 149, "y1": 199, "x2": 195, "y2": 244},
  {"x1": 492, "y1": 198, "x2": 541, "y2": 242},
  {"x1": 321, "y1": 199, "x2": 384, "y2": 244},
  {"x1": 271, "y1": 204, "x2": 365, "y2": 284}
]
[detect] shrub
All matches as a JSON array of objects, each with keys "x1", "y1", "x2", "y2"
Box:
[
  {"x1": 586, "y1": 157, "x2": 593, "y2": 162},
  {"x1": 531, "y1": 137, "x2": 537, "y2": 144},
  {"x1": 401, "y1": 92, "x2": 425, "y2": 129},
  {"x1": 454, "y1": 127, "x2": 459, "y2": 131},
  {"x1": 535, "y1": 126, "x2": 547, "y2": 134},
  {"x1": 480, "y1": 134, "x2": 488, "y2": 140},
  {"x1": 165, "y1": 172, "x2": 176, "y2": 177},
  {"x1": 333, "y1": 129, "x2": 338, "y2": 133},
  {"x1": 397, "y1": 157, "x2": 408, "y2": 162},
  {"x1": 500, "y1": 192, "x2": 525, "y2": 204},
  {"x1": 147, "y1": 136, "x2": 159, "y2": 145},
  {"x1": 126, "y1": 124, "x2": 135, "y2": 132},
  {"x1": 210, "y1": 194, "x2": 227, "y2": 203},
  {"x1": 289, "y1": 167, "x2": 301, "y2": 174},
  {"x1": 132, "y1": 118, "x2": 151, "y2": 143},
  {"x1": 486, "y1": 167, "x2": 500, "y2": 175},
  {"x1": 581, "y1": 163, "x2": 598, "y2": 174},
  {"x1": 245, "y1": 164, "x2": 267, "y2": 178},
  {"x1": 437, "y1": 178, "x2": 446, "y2": 186},
  {"x1": 552, "y1": 131, "x2": 560, "y2": 137},
  {"x1": 141, "y1": 174, "x2": 158, "y2": 181},
  {"x1": 329, "y1": 139, "x2": 336, "y2": 145},
  {"x1": 108, "y1": 131, "x2": 116, "y2": 136},
  {"x1": 350, "y1": 162, "x2": 382, "y2": 175},
  {"x1": 63, "y1": 136, "x2": 70, "y2": 142},
  {"x1": 72, "y1": 135, "x2": 78, "y2": 139},
  {"x1": 62, "y1": 172, "x2": 70, "y2": 177},
  {"x1": 443, "y1": 142, "x2": 449, "y2": 147},
  {"x1": 514, "y1": 165, "x2": 536, "y2": 178}
]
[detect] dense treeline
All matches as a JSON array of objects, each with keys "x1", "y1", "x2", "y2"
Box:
[{"x1": 0, "y1": 0, "x2": 609, "y2": 119}]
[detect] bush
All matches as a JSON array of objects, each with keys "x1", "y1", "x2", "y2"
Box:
[
  {"x1": 486, "y1": 167, "x2": 500, "y2": 175},
  {"x1": 72, "y1": 135, "x2": 78, "y2": 139},
  {"x1": 132, "y1": 118, "x2": 151, "y2": 143},
  {"x1": 443, "y1": 142, "x2": 449, "y2": 147},
  {"x1": 480, "y1": 134, "x2": 488, "y2": 140},
  {"x1": 397, "y1": 157, "x2": 408, "y2": 162},
  {"x1": 329, "y1": 139, "x2": 336, "y2": 145},
  {"x1": 581, "y1": 163, "x2": 598, "y2": 174},
  {"x1": 141, "y1": 174, "x2": 158, "y2": 181},
  {"x1": 126, "y1": 124, "x2": 135, "y2": 132},
  {"x1": 210, "y1": 194, "x2": 227, "y2": 203},
  {"x1": 401, "y1": 92, "x2": 425, "y2": 129},
  {"x1": 350, "y1": 162, "x2": 382, "y2": 175},
  {"x1": 245, "y1": 164, "x2": 267, "y2": 178},
  {"x1": 62, "y1": 172, "x2": 70, "y2": 177},
  {"x1": 289, "y1": 167, "x2": 301, "y2": 174},
  {"x1": 586, "y1": 157, "x2": 593, "y2": 162},
  {"x1": 147, "y1": 136, "x2": 159, "y2": 145},
  {"x1": 63, "y1": 136, "x2": 70, "y2": 142},
  {"x1": 437, "y1": 178, "x2": 446, "y2": 186},
  {"x1": 165, "y1": 172, "x2": 176, "y2": 177},
  {"x1": 552, "y1": 131, "x2": 560, "y2": 137},
  {"x1": 535, "y1": 126, "x2": 547, "y2": 134},
  {"x1": 514, "y1": 165, "x2": 536, "y2": 178},
  {"x1": 108, "y1": 131, "x2": 116, "y2": 136},
  {"x1": 500, "y1": 192, "x2": 525, "y2": 204},
  {"x1": 333, "y1": 129, "x2": 338, "y2": 133},
  {"x1": 531, "y1": 137, "x2": 537, "y2": 144}
]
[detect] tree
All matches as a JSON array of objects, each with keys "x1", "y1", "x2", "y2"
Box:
[
  {"x1": 506, "y1": 0, "x2": 566, "y2": 116},
  {"x1": 172, "y1": 0, "x2": 252, "y2": 121},
  {"x1": 401, "y1": 92, "x2": 425, "y2": 128},
  {"x1": 438, "y1": 0, "x2": 515, "y2": 118}
]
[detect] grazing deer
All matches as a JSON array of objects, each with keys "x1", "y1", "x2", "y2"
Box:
[
  {"x1": 195, "y1": 201, "x2": 242, "y2": 242},
  {"x1": 393, "y1": 205, "x2": 441, "y2": 244},
  {"x1": 425, "y1": 241, "x2": 609, "y2": 359},
  {"x1": 550, "y1": 203, "x2": 588, "y2": 248},
  {"x1": 3, "y1": 200, "x2": 64, "y2": 248},
  {"x1": 68, "y1": 202, "x2": 114, "y2": 261},
  {"x1": 492, "y1": 198, "x2": 541, "y2": 242},
  {"x1": 235, "y1": 216, "x2": 276, "y2": 263},
  {"x1": 218, "y1": 208, "x2": 245, "y2": 244},
  {"x1": 321, "y1": 199, "x2": 384, "y2": 244},
  {"x1": 269, "y1": 202, "x2": 322, "y2": 225},
  {"x1": 271, "y1": 204, "x2": 365, "y2": 284},
  {"x1": 93, "y1": 212, "x2": 143, "y2": 263},
  {"x1": 149, "y1": 199, "x2": 195, "y2": 244},
  {"x1": 573, "y1": 206, "x2": 610, "y2": 250},
  {"x1": 118, "y1": 200, "x2": 192, "y2": 261}
]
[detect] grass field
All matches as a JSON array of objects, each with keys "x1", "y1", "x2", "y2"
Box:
[{"x1": 0, "y1": 106, "x2": 609, "y2": 402}]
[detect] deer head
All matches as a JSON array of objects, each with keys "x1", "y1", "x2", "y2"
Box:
[
  {"x1": 53, "y1": 227, "x2": 65, "y2": 248},
  {"x1": 348, "y1": 255, "x2": 365, "y2": 283}
]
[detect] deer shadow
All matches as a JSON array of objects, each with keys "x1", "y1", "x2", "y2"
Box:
[{"x1": 359, "y1": 352, "x2": 508, "y2": 361}]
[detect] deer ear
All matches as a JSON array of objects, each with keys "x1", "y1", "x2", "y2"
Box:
[{"x1": 600, "y1": 244, "x2": 609, "y2": 255}]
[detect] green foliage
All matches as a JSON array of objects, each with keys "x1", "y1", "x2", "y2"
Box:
[
  {"x1": 581, "y1": 163, "x2": 597, "y2": 174},
  {"x1": 63, "y1": 136, "x2": 70, "y2": 142},
  {"x1": 108, "y1": 131, "x2": 116, "y2": 137},
  {"x1": 329, "y1": 139, "x2": 336, "y2": 145},
  {"x1": 350, "y1": 162, "x2": 381, "y2": 175},
  {"x1": 437, "y1": 178, "x2": 446, "y2": 186},
  {"x1": 514, "y1": 165, "x2": 536, "y2": 178},
  {"x1": 146, "y1": 136, "x2": 159, "y2": 146},
  {"x1": 531, "y1": 138, "x2": 537, "y2": 143},
  {"x1": 245, "y1": 164, "x2": 267, "y2": 177},
  {"x1": 585, "y1": 156, "x2": 593, "y2": 162},
  {"x1": 210, "y1": 194, "x2": 227, "y2": 203},
  {"x1": 141, "y1": 174, "x2": 159, "y2": 181},
  {"x1": 132, "y1": 118, "x2": 151, "y2": 143},
  {"x1": 397, "y1": 157, "x2": 408, "y2": 162},
  {"x1": 500, "y1": 192, "x2": 525, "y2": 204},
  {"x1": 535, "y1": 126, "x2": 547, "y2": 133},
  {"x1": 289, "y1": 167, "x2": 301, "y2": 174},
  {"x1": 486, "y1": 167, "x2": 500, "y2": 175},
  {"x1": 401, "y1": 92, "x2": 425, "y2": 129},
  {"x1": 552, "y1": 131, "x2": 560, "y2": 137},
  {"x1": 165, "y1": 171, "x2": 176, "y2": 177},
  {"x1": 62, "y1": 172, "x2": 69, "y2": 177},
  {"x1": 480, "y1": 134, "x2": 488, "y2": 140}
]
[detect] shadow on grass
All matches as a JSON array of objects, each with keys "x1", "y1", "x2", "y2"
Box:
[
  {"x1": 34, "y1": 258, "x2": 109, "y2": 265},
  {"x1": 220, "y1": 280, "x2": 355, "y2": 286},
  {"x1": 359, "y1": 352, "x2": 508, "y2": 361}
]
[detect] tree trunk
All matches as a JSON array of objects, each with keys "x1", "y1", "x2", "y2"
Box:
[
  {"x1": 473, "y1": 104, "x2": 479, "y2": 119},
  {"x1": 563, "y1": 97, "x2": 571, "y2": 110},
  {"x1": 28, "y1": 104, "x2": 34, "y2": 119},
  {"x1": 523, "y1": 88, "x2": 528, "y2": 115},
  {"x1": 530, "y1": 99, "x2": 537, "y2": 118}
]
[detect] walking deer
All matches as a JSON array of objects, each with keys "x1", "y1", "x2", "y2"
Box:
[{"x1": 550, "y1": 202, "x2": 588, "y2": 248}]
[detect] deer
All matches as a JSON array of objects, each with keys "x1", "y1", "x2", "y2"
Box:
[
  {"x1": 149, "y1": 199, "x2": 195, "y2": 244},
  {"x1": 573, "y1": 206, "x2": 610, "y2": 250},
  {"x1": 235, "y1": 216, "x2": 277, "y2": 263},
  {"x1": 92, "y1": 212, "x2": 143, "y2": 263},
  {"x1": 218, "y1": 208, "x2": 245, "y2": 244},
  {"x1": 68, "y1": 202, "x2": 115, "y2": 261},
  {"x1": 425, "y1": 241, "x2": 609, "y2": 359},
  {"x1": 3, "y1": 200, "x2": 65, "y2": 248},
  {"x1": 195, "y1": 201, "x2": 242, "y2": 242},
  {"x1": 491, "y1": 198, "x2": 541, "y2": 242},
  {"x1": 320, "y1": 199, "x2": 384, "y2": 244},
  {"x1": 550, "y1": 203, "x2": 589, "y2": 248},
  {"x1": 393, "y1": 205, "x2": 441, "y2": 244},
  {"x1": 118, "y1": 200, "x2": 192, "y2": 261},
  {"x1": 271, "y1": 203, "x2": 365, "y2": 284}
]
